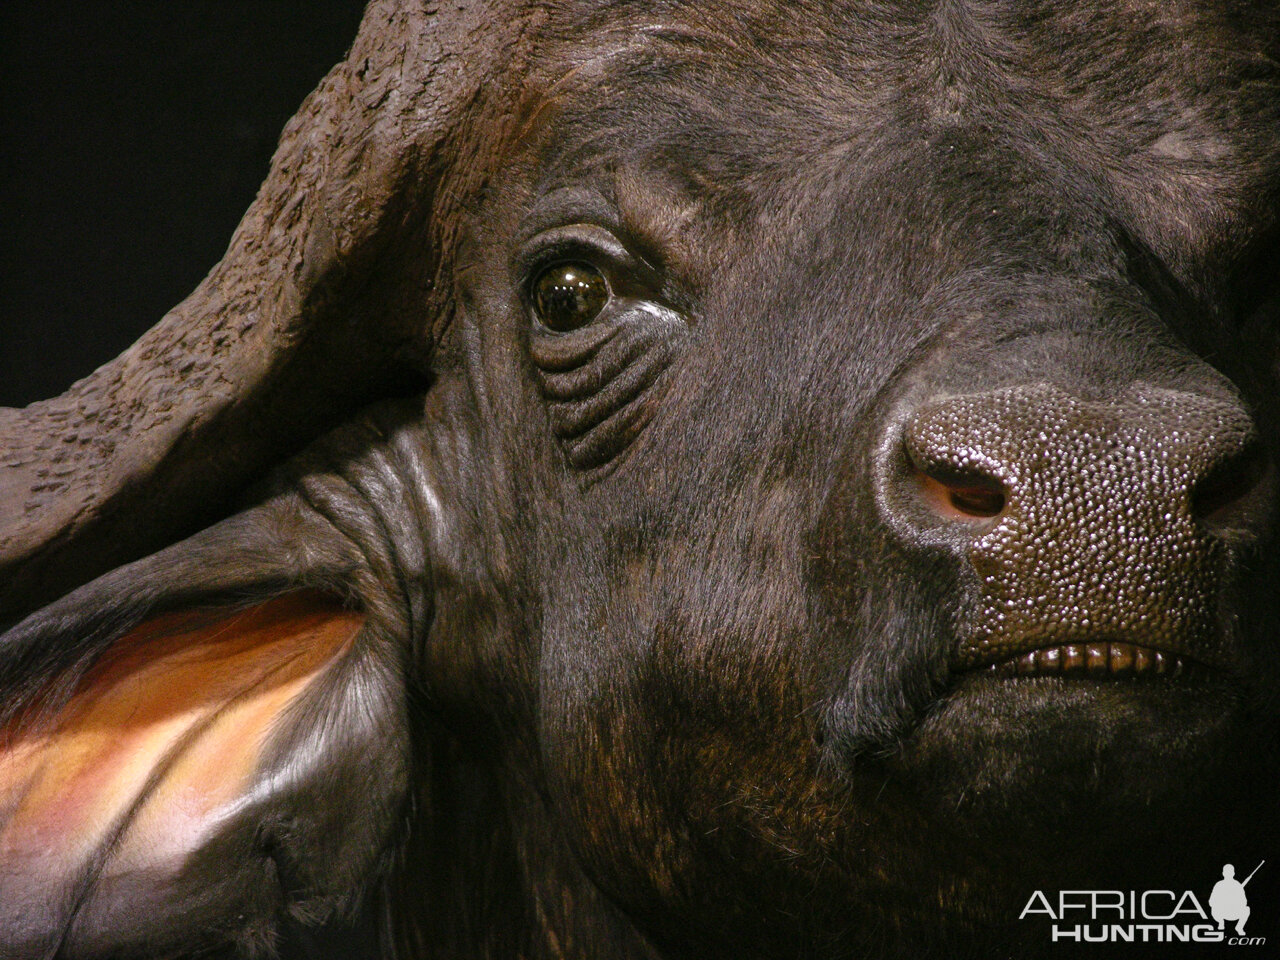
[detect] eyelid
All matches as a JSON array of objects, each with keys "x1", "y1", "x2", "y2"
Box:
[{"x1": 515, "y1": 224, "x2": 656, "y2": 287}]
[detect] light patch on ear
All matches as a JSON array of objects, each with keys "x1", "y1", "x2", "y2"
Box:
[{"x1": 0, "y1": 592, "x2": 362, "y2": 917}]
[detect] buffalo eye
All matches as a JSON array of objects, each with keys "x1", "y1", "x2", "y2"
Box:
[{"x1": 532, "y1": 262, "x2": 609, "y2": 331}]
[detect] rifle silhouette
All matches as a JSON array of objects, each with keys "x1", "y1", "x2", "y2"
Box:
[{"x1": 1242, "y1": 860, "x2": 1265, "y2": 887}]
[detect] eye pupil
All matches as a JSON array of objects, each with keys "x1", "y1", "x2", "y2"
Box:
[{"x1": 533, "y1": 262, "x2": 609, "y2": 331}]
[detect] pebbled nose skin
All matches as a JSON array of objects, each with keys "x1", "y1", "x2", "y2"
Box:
[{"x1": 901, "y1": 383, "x2": 1265, "y2": 670}]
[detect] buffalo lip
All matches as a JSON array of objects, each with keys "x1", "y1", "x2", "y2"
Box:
[{"x1": 959, "y1": 640, "x2": 1210, "y2": 680}]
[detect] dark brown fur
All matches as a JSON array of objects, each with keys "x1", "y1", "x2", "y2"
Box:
[{"x1": 2, "y1": 2, "x2": 1279, "y2": 958}]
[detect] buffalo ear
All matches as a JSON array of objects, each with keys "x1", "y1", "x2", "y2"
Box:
[
  {"x1": 0, "y1": 494, "x2": 409, "y2": 959},
  {"x1": 0, "y1": 0, "x2": 529, "y2": 624}
]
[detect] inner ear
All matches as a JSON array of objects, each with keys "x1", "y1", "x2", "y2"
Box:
[{"x1": 0, "y1": 591, "x2": 367, "y2": 957}]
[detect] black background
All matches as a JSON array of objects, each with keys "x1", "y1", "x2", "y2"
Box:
[{"x1": 0, "y1": 1, "x2": 367, "y2": 407}]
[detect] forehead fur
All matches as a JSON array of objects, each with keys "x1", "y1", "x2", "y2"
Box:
[{"x1": 511, "y1": 0, "x2": 1279, "y2": 285}]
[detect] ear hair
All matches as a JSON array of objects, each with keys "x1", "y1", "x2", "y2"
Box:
[
  {"x1": 0, "y1": 492, "x2": 361, "y2": 735},
  {"x1": 0, "y1": 485, "x2": 414, "y2": 958}
]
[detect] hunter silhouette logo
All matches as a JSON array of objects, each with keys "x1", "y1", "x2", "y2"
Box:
[
  {"x1": 1210, "y1": 862, "x2": 1264, "y2": 937},
  {"x1": 1019, "y1": 860, "x2": 1267, "y2": 946}
]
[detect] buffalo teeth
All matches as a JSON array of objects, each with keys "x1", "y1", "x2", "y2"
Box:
[{"x1": 987, "y1": 641, "x2": 1193, "y2": 678}]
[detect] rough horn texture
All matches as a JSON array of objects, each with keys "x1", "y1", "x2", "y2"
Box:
[{"x1": 0, "y1": 0, "x2": 526, "y2": 625}]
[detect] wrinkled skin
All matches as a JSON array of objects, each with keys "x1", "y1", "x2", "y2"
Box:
[{"x1": 1, "y1": 2, "x2": 1279, "y2": 959}]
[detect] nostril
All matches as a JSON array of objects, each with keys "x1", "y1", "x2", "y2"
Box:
[
  {"x1": 912, "y1": 461, "x2": 1007, "y2": 521},
  {"x1": 943, "y1": 480, "x2": 1007, "y2": 518},
  {"x1": 1191, "y1": 441, "x2": 1268, "y2": 522}
]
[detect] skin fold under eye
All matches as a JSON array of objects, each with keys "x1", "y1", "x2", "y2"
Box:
[
  {"x1": 531, "y1": 261, "x2": 611, "y2": 332},
  {"x1": 516, "y1": 227, "x2": 689, "y2": 472}
]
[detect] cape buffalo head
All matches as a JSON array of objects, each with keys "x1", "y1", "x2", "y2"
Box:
[{"x1": 2, "y1": 2, "x2": 1278, "y2": 958}]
